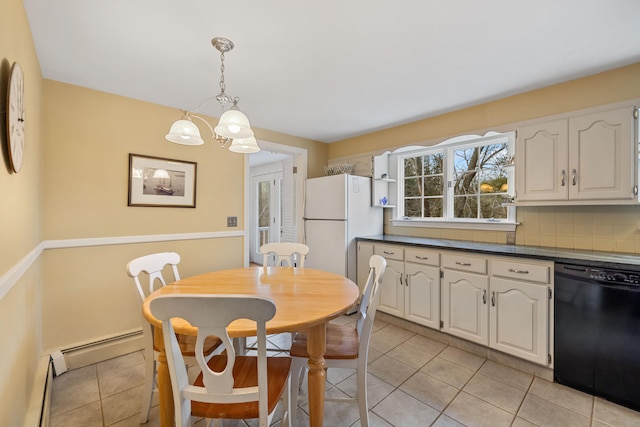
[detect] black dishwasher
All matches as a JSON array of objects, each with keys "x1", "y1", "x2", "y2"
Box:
[{"x1": 554, "y1": 263, "x2": 640, "y2": 411}]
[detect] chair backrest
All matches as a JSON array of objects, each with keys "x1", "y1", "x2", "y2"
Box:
[
  {"x1": 126, "y1": 252, "x2": 181, "y2": 301},
  {"x1": 149, "y1": 294, "x2": 277, "y2": 427},
  {"x1": 356, "y1": 254, "x2": 387, "y2": 341},
  {"x1": 260, "y1": 242, "x2": 309, "y2": 267}
]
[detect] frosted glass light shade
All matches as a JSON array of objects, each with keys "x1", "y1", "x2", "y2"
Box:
[
  {"x1": 214, "y1": 109, "x2": 254, "y2": 139},
  {"x1": 166, "y1": 119, "x2": 205, "y2": 145},
  {"x1": 228, "y1": 136, "x2": 260, "y2": 153}
]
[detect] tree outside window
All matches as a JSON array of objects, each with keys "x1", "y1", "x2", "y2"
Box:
[{"x1": 399, "y1": 133, "x2": 514, "y2": 222}]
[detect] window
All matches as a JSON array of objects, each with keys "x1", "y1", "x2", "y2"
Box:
[{"x1": 396, "y1": 132, "x2": 515, "y2": 227}]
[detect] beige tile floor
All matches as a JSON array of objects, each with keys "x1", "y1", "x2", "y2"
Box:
[{"x1": 50, "y1": 315, "x2": 640, "y2": 427}]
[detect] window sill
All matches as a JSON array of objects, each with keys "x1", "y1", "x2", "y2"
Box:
[{"x1": 390, "y1": 219, "x2": 518, "y2": 232}]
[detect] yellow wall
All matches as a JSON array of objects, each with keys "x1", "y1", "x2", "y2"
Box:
[
  {"x1": 329, "y1": 64, "x2": 640, "y2": 253},
  {"x1": 1, "y1": 1, "x2": 327, "y2": 422},
  {"x1": 40, "y1": 81, "x2": 327, "y2": 350},
  {"x1": 329, "y1": 63, "x2": 640, "y2": 158},
  {"x1": 0, "y1": 0, "x2": 44, "y2": 425}
]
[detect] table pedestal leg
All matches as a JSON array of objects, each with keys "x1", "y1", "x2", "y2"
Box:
[
  {"x1": 156, "y1": 344, "x2": 174, "y2": 426},
  {"x1": 307, "y1": 323, "x2": 327, "y2": 427}
]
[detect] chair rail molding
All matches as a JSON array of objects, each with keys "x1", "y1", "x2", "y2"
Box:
[{"x1": 0, "y1": 230, "x2": 245, "y2": 302}]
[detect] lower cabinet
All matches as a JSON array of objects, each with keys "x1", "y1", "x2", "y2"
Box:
[
  {"x1": 374, "y1": 244, "x2": 441, "y2": 330},
  {"x1": 489, "y1": 259, "x2": 551, "y2": 365},
  {"x1": 441, "y1": 269, "x2": 489, "y2": 345},
  {"x1": 378, "y1": 257, "x2": 404, "y2": 317},
  {"x1": 356, "y1": 241, "x2": 374, "y2": 296},
  {"x1": 405, "y1": 261, "x2": 440, "y2": 329},
  {"x1": 358, "y1": 242, "x2": 553, "y2": 366}
]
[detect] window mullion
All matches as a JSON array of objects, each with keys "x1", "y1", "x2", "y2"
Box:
[{"x1": 444, "y1": 147, "x2": 453, "y2": 221}]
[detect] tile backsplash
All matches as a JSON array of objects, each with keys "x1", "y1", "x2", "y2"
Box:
[
  {"x1": 384, "y1": 205, "x2": 640, "y2": 254},
  {"x1": 516, "y1": 205, "x2": 640, "y2": 254}
]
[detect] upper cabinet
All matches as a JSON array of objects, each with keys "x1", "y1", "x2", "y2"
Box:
[{"x1": 515, "y1": 106, "x2": 638, "y2": 205}]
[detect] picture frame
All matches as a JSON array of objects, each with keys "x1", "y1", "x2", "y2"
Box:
[{"x1": 128, "y1": 153, "x2": 197, "y2": 208}]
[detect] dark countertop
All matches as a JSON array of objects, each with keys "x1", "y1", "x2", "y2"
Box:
[{"x1": 357, "y1": 234, "x2": 640, "y2": 271}]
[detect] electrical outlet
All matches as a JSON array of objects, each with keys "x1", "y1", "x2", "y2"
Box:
[
  {"x1": 506, "y1": 231, "x2": 516, "y2": 245},
  {"x1": 227, "y1": 216, "x2": 237, "y2": 227}
]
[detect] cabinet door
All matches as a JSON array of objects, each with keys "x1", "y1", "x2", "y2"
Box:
[
  {"x1": 378, "y1": 259, "x2": 404, "y2": 317},
  {"x1": 405, "y1": 263, "x2": 440, "y2": 329},
  {"x1": 489, "y1": 277, "x2": 548, "y2": 365},
  {"x1": 441, "y1": 269, "x2": 489, "y2": 345},
  {"x1": 357, "y1": 242, "x2": 374, "y2": 296},
  {"x1": 516, "y1": 119, "x2": 569, "y2": 201},
  {"x1": 568, "y1": 107, "x2": 635, "y2": 201}
]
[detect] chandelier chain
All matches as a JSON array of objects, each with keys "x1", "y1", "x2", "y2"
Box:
[{"x1": 219, "y1": 51, "x2": 226, "y2": 94}]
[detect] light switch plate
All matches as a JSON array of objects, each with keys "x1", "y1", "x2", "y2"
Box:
[
  {"x1": 506, "y1": 231, "x2": 516, "y2": 245},
  {"x1": 227, "y1": 216, "x2": 237, "y2": 227}
]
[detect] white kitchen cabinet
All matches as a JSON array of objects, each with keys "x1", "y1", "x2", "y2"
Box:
[
  {"x1": 441, "y1": 253, "x2": 490, "y2": 345},
  {"x1": 490, "y1": 258, "x2": 551, "y2": 365},
  {"x1": 489, "y1": 277, "x2": 549, "y2": 365},
  {"x1": 359, "y1": 239, "x2": 554, "y2": 366},
  {"x1": 374, "y1": 244, "x2": 404, "y2": 317},
  {"x1": 516, "y1": 106, "x2": 637, "y2": 204},
  {"x1": 442, "y1": 253, "x2": 553, "y2": 365},
  {"x1": 374, "y1": 244, "x2": 440, "y2": 328},
  {"x1": 404, "y1": 249, "x2": 440, "y2": 329},
  {"x1": 516, "y1": 119, "x2": 568, "y2": 201}
]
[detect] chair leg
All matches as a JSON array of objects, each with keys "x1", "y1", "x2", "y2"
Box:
[
  {"x1": 289, "y1": 357, "x2": 306, "y2": 426},
  {"x1": 140, "y1": 350, "x2": 156, "y2": 423},
  {"x1": 356, "y1": 366, "x2": 369, "y2": 427},
  {"x1": 280, "y1": 374, "x2": 293, "y2": 427}
]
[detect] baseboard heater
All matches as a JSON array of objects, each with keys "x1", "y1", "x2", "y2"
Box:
[
  {"x1": 22, "y1": 329, "x2": 144, "y2": 426},
  {"x1": 58, "y1": 329, "x2": 144, "y2": 371},
  {"x1": 23, "y1": 354, "x2": 54, "y2": 427}
]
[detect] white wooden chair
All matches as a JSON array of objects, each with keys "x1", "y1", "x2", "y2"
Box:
[
  {"x1": 149, "y1": 294, "x2": 292, "y2": 427},
  {"x1": 126, "y1": 252, "x2": 221, "y2": 423},
  {"x1": 260, "y1": 242, "x2": 309, "y2": 267},
  {"x1": 288, "y1": 254, "x2": 386, "y2": 427}
]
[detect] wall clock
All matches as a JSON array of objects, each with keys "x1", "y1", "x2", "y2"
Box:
[{"x1": 6, "y1": 62, "x2": 25, "y2": 173}]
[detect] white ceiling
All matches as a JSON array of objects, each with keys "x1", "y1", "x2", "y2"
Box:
[{"x1": 23, "y1": 0, "x2": 640, "y2": 144}]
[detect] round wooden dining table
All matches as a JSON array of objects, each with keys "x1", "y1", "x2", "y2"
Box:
[{"x1": 142, "y1": 266, "x2": 359, "y2": 427}]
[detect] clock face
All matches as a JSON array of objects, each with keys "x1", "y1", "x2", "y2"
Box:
[{"x1": 7, "y1": 62, "x2": 25, "y2": 173}]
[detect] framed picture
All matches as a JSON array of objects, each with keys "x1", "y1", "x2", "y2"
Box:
[{"x1": 128, "y1": 154, "x2": 197, "y2": 207}]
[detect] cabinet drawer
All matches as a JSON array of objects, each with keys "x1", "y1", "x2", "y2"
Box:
[
  {"x1": 442, "y1": 253, "x2": 487, "y2": 274},
  {"x1": 374, "y1": 244, "x2": 404, "y2": 261},
  {"x1": 492, "y1": 259, "x2": 550, "y2": 284},
  {"x1": 405, "y1": 248, "x2": 440, "y2": 266}
]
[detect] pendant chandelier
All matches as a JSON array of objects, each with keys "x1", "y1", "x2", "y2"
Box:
[{"x1": 165, "y1": 37, "x2": 260, "y2": 153}]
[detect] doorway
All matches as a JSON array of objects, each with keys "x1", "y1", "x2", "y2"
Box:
[
  {"x1": 245, "y1": 141, "x2": 307, "y2": 266},
  {"x1": 250, "y1": 171, "x2": 283, "y2": 265}
]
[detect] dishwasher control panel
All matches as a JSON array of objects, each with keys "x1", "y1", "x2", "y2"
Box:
[{"x1": 587, "y1": 268, "x2": 640, "y2": 284}]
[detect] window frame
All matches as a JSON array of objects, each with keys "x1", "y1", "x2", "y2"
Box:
[{"x1": 391, "y1": 132, "x2": 517, "y2": 231}]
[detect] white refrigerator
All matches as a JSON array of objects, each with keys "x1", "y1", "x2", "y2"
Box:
[{"x1": 304, "y1": 174, "x2": 383, "y2": 286}]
